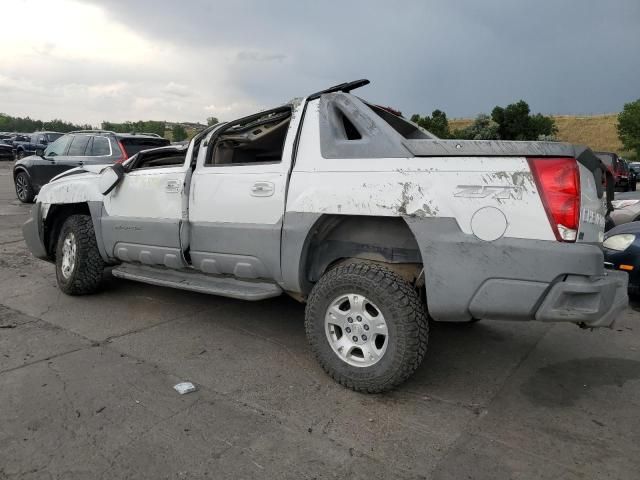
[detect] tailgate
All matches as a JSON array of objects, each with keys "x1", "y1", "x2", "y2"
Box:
[{"x1": 405, "y1": 139, "x2": 609, "y2": 244}]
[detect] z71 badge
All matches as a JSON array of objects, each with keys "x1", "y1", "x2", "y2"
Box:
[{"x1": 454, "y1": 185, "x2": 523, "y2": 200}]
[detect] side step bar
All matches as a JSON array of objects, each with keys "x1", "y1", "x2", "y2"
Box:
[{"x1": 111, "y1": 264, "x2": 283, "y2": 301}]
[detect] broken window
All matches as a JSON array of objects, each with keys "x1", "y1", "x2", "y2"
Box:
[
  {"x1": 365, "y1": 103, "x2": 435, "y2": 140},
  {"x1": 339, "y1": 111, "x2": 362, "y2": 140},
  {"x1": 129, "y1": 149, "x2": 187, "y2": 170},
  {"x1": 207, "y1": 107, "x2": 291, "y2": 166}
]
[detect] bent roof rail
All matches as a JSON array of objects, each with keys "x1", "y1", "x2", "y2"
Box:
[
  {"x1": 69, "y1": 129, "x2": 116, "y2": 135},
  {"x1": 307, "y1": 79, "x2": 370, "y2": 100}
]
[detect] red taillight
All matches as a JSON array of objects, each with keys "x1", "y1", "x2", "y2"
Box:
[
  {"x1": 527, "y1": 157, "x2": 580, "y2": 242},
  {"x1": 115, "y1": 140, "x2": 129, "y2": 163}
]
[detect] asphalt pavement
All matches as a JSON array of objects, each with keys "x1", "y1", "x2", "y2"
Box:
[{"x1": 0, "y1": 161, "x2": 639, "y2": 479}]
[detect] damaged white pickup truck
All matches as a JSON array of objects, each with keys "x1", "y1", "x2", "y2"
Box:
[{"x1": 23, "y1": 79, "x2": 628, "y2": 392}]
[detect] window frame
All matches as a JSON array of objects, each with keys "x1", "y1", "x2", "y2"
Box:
[
  {"x1": 88, "y1": 135, "x2": 114, "y2": 157},
  {"x1": 66, "y1": 134, "x2": 92, "y2": 157},
  {"x1": 43, "y1": 135, "x2": 72, "y2": 158},
  {"x1": 203, "y1": 105, "x2": 292, "y2": 168}
]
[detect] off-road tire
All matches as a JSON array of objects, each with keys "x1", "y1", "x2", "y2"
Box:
[
  {"x1": 14, "y1": 171, "x2": 35, "y2": 203},
  {"x1": 305, "y1": 262, "x2": 429, "y2": 393},
  {"x1": 55, "y1": 215, "x2": 105, "y2": 295}
]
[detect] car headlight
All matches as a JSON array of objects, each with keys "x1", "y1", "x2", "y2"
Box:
[
  {"x1": 611, "y1": 199, "x2": 640, "y2": 210},
  {"x1": 603, "y1": 234, "x2": 635, "y2": 251}
]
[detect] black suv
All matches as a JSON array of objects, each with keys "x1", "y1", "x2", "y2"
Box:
[{"x1": 13, "y1": 130, "x2": 170, "y2": 203}]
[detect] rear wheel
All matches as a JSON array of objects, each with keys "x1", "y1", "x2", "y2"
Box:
[
  {"x1": 14, "y1": 171, "x2": 35, "y2": 203},
  {"x1": 305, "y1": 262, "x2": 428, "y2": 393},
  {"x1": 55, "y1": 215, "x2": 105, "y2": 295},
  {"x1": 16, "y1": 150, "x2": 25, "y2": 160}
]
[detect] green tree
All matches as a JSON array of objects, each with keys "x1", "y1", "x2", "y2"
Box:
[
  {"x1": 172, "y1": 124, "x2": 188, "y2": 142},
  {"x1": 529, "y1": 114, "x2": 558, "y2": 141},
  {"x1": 410, "y1": 109, "x2": 450, "y2": 138},
  {"x1": 491, "y1": 100, "x2": 556, "y2": 140},
  {"x1": 453, "y1": 113, "x2": 500, "y2": 140},
  {"x1": 101, "y1": 120, "x2": 166, "y2": 137},
  {"x1": 207, "y1": 116, "x2": 219, "y2": 126},
  {"x1": 618, "y1": 99, "x2": 640, "y2": 160},
  {"x1": 0, "y1": 113, "x2": 90, "y2": 133}
]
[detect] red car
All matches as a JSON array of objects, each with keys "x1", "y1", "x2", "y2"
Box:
[{"x1": 596, "y1": 151, "x2": 636, "y2": 192}]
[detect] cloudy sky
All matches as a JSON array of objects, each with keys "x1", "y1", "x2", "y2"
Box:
[{"x1": 1, "y1": 0, "x2": 638, "y2": 126}]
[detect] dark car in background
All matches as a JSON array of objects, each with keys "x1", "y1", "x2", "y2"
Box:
[
  {"x1": 1, "y1": 133, "x2": 29, "y2": 147},
  {"x1": 13, "y1": 130, "x2": 170, "y2": 202},
  {"x1": 621, "y1": 159, "x2": 637, "y2": 191},
  {"x1": 626, "y1": 160, "x2": 640, "y2": 187},
  {"x1": 0, "y1": 142, "x2": 13, "y2": 160},
  {"x1": 596, "y1": 151, "x2": 635, "y2": 191},
  {"x1": 604, "y1": 221, "x2": 640, "y2": 291},
  {"x1": 13, "y1": 132, "x2": 64, "y2": 160}
]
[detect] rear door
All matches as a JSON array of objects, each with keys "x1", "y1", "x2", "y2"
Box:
[
  {"x1": 82, "y1": 135, "x2": 120, "y2": 166},
  {"x1": 188, "y1": 107, "x2": 301, "y2": 280},
  {"x1": 63, "y1": 134, "x2": 92, "y2": 168}
]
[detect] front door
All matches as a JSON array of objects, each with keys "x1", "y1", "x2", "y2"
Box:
[
  {"x1": 32, "y1": 135, "x2": 71, "y2": 189},
  {"x1": 102, "y1": 163, "x2": 188, "y2": 269}
]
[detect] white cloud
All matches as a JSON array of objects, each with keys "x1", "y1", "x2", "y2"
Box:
[
  {"x1": 161, "y1": 82, "x2": 192, "y2": 98},
  {"x1": 236, "y1": 51, "x2": 287, "y2": 63},
  {"x1": 0, "y1": 0, "x2": 638, "y2": 126},
  {"x1": 0, "y1": 0, "x2": 262, "y2": 125}
]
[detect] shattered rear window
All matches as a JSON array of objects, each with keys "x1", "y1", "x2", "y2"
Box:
[
  {"x1": 365, "y1": 103, "x2": 436, "y2": 140},
  {"x1": 120, "y1": 137, "x2": 170, "y2": 156}
]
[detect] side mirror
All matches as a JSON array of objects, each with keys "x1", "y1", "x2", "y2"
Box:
[
  {"x1": 35, "y1": 148, "x2": 45, "y2": 157},
  {"x1": 98, "y1": 163, "x2": 125, "y2": 195}
]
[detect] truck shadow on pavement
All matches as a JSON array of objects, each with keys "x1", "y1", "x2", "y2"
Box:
[{"x1": 101, "y1": 275, "x2": 639, "y2": 410}]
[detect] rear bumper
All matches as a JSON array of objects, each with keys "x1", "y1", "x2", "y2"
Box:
[
  {"x1": 22, "y1": 204, "x2": 49, "y2": 261},
  {"x1": 405, "y1": 217, "x2": 628, "y2": 327},
  {"x1": 535, "y1": 272, "x2": 628, "y2": 327}
]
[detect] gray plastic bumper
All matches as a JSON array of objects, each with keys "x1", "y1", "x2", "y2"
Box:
[
  {"x1": 535, "y1": 271, "x2": 628, "y2": 327},
  {"x1": 405, "y1": 217, "x2": 629, "y2": 326},
  {"x1": 22, "y1": 204, "x2": 49, "y2": 260}
]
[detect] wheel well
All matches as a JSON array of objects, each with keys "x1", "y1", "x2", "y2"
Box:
[
  {"x1": 299, "y1": 215, "x2": 423, "y2": 293},
  {"x1": 44, "y1": 203, "x2": 91, "y2": 258},
  {"x1": 13, "y1": 167, "x2": 28, "y2": 180}
]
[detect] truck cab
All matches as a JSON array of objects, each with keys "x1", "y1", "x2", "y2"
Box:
[{"x1": 15, "y1": 131, "x2": 63, "y2": 159}]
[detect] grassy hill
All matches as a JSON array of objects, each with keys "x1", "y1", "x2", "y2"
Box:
[{"x1": 449, "y1": 114, "x2": 628, "y2": 156}]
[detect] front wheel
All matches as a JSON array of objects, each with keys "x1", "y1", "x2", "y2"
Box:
[
  {"x1": 55, "y1": 215, "x2": 105, "y2": 295},
  {"x1": 305, "y1": 262, "x2": 429, "y2": 393},
  {"x1": 14, "y1": 171, "x2": 35, "y2": 203}
]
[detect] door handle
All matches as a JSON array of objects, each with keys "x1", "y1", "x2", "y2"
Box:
[{"x1": 251, "y1": 181, "x2": 275, "y2": 197}]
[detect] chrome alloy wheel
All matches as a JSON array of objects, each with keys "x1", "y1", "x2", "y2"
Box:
[
  {"x1": 60, "y1": 232, "x2": 77, "y2": 279},
  {"x1": 15, "y1": 174, "x2": 28, "y2": 201},
  {"x1": 325, "y1": 293, "x2": 388, "y2": 367}
]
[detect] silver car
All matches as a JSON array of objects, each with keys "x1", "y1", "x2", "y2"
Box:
[{"x1": 610, "y1": 191, "x2": 640, "y2": 227}]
